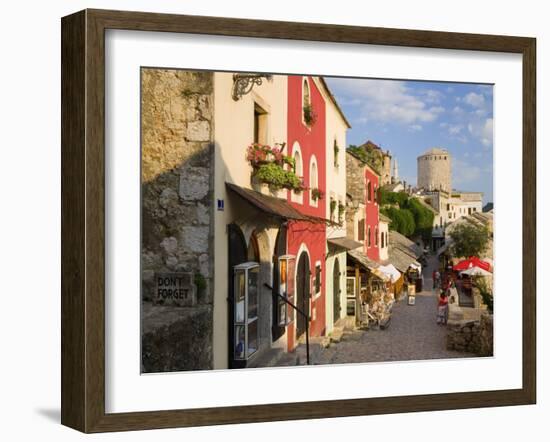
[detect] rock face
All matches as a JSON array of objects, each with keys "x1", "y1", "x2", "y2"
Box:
[
  {"x1": 141, "y1": 68, "x2": 215, "y2": 372},
  {"x1": 141, "y1": 305, "x2": 212, "y2": 372},
  {"x1": 446, "y1": 312, "x2": 493, "y2": 356}
]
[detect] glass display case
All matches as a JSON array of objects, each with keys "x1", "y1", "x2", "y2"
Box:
[
  {"x1": 277, "y1": 255, "x2": 295, "y2": 326},
  {"x1": 233, "y1": 262, "x2": 259, "y2": 360}
]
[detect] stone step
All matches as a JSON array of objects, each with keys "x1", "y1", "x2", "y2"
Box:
[
  {"x1": 297, "y1": 334, "x2": 331, "y2": 348},
  {"x1": 335, "y1": 316, "x2": 357, "y2": 331},
  {"x1": 342, "y1": 330, "x2": 363, "y2": 342},
  {"x1": 295, "y1": 342, "x2": 324, "y2": 365},
  {"x1": 330, "y1": 327, "x2": 345, "y2": 343},
  {"x1": 247, "y1": 347, "x2": 285, "y2": 368},
  {"x1": 275, "y1": 352, "x2": 299, "y2": 367}
]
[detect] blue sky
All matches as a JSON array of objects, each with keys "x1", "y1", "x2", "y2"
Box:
[{"x1": 325, "y1": 77, "x2": 494, "y2": 204}]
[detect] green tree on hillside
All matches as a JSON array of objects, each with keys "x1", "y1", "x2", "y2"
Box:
[
  {"x1": 449, "y1": 223, "x2": 490, "y2": 258},
  {"x1": 379, "y1": 190, "x2": 434, "y2": 241}
]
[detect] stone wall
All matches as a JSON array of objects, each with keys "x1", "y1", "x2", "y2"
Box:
[
  {"x1": 141, "y1": 68, "x2": 215, "y2": 372},
  {"x1": 346, "y1": 152, "x2": 365, "y2": 204},
  {"x1": 446, "y1": 312, "x2": 493, "y2": 356}
]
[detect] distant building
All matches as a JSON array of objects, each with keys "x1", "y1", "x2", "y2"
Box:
[
  {"x1": 417, "y1": 148, "x2": 451, "y2": 192},
  {"x1": 355, "y1": 140, "x2": 392, "y2": 186},
  {"x1": 419, "y1": 189, "x2": 483, "y2": 251},
  {"x1": 378, "y1": 213, "x2": 390, "y2": 261}
]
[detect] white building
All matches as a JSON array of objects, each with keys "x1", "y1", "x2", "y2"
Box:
[
  {"x1": 319, "y1": 78, "x2": 352, "y2": 335},
  {"x1": 378, "y1": 213, "x2": 390, "y2": 261}
]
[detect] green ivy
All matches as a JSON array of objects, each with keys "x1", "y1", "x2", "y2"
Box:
[
  {"x1": 254, "y1": 163, "x2": 304, "y2": 191},
  {"x1": 194, "y1": 273, "x2": 207, "y2": 294}
]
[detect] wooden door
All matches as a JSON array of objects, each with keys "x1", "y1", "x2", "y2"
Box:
[
  {"x1": 296, "y1": 251, "x2": 310, "y2": 339},
  {"x1": 333, "y1": 259, "x2": 341, "y2": 322}
]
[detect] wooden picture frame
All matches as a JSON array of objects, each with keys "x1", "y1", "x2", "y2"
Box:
[{"x1": 61, "y1": 8, "x2": 536, "y2": 433}]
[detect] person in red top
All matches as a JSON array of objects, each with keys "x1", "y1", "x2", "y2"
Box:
[{"x1": 437, "y1": 290, "x2": 449, "y2": 325}]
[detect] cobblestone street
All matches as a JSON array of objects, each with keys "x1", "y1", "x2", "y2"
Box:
[{"x1": 314, "y1": 255, "x2": 475, "y2": 365}]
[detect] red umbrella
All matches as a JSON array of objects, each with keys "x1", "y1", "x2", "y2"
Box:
[{"x1": 452, "y1": 257, "x2": 491, "y2": 272}]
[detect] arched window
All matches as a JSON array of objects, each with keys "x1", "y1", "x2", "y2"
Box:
[
  {"x1": 309, "y1": 155, "x2": 319, "y2": 206},
  {"x1": 375, "y1": 227, "x2": 379, "y2": 246},
  {"x1": 291, "y1": 142, "x2": 303, "y2": 204},
  {"x1": 367, "y1": 181, "x2": 372, "y2": 202},
  {"x1": 367, "y1": 226, "x2": 371, "y2": 247},
  {"x1": 303, "y1": 78, "x2": 310, "y2": 114}
]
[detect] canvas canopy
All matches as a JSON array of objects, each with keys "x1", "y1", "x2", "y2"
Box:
[{"x1": 378, "y1": 264, "x2": 402, "y2": 283}]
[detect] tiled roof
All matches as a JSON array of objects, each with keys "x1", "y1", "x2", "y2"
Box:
[
  {"x1": 389, "y1": 230, "x2": 423, "y2": 258},
  {"x1": 328, "y1": 237, "x2": 363, "y2": 251}
]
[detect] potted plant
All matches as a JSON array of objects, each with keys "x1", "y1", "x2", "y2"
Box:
[
  {"x1": 247, "y1": 142, "x2": 305, "y2": 192},
  {"x1": 338, "y1": 201, "x2": 346, "y2": 224},
  {"x1": 311, "y1": 188, "x2": 324, "y2": 201},
  {"x1": 330, "y1": 198, "x2": 337, "y2": 220},
  {"x1": 303, "y1": 104, "x2": 317, "y2": 126}
]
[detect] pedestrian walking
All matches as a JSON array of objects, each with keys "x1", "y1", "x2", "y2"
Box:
[{"x1": 436, "y1": 290, "x2": 449, "y2": 325}]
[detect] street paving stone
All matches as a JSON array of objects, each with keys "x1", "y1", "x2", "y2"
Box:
[{"x1": 313, "y1": 256, "x2": 476, "y2": 365}]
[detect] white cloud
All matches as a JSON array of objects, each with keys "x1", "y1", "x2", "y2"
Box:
[
  {"x1": 409, "y1": 124, "x2": 423, "y2": 132},
  {"x1": 453, "y1": 158, "x2": 482, "y2": 186},
  {"x1": 452, "y1": 106, "x2": 464, "y2": 115},
  {"x1": 327, "y1": 78, "x2": 445, "y2": 125},
  {"x1": 468, "y1": 118, "x2": 493, "y2": 147},
  {"x1": 464, "y1": 92, "x2": 485, "y2": 108},
  {"x1": 448, "y1": 124, "x2": 463, "y2": 135},
  {"x1": 421, "y1": 89, "x2": 444, "y2": 103}
]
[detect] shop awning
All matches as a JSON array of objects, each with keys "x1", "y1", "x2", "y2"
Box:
[
  {"x1": 226, "y1": 182, "x2": 331, "y2": 224},
  {"x1": 347, "y1": 250, "x2": 389, "y2": 281},
  {"x1": 328, "y1": 237, "x2": 363, "y2": 251},
  {"x1": 378, "y1": 264, "x2": 402, "y2": 283}
]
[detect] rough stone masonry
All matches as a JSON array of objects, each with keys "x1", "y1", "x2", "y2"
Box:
[{"x1": 140, "y1": 68, "x2": 215, "y2": 372}]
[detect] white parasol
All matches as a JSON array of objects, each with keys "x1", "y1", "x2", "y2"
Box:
[{"x1": 460, "y1": 266, "x2": 492, "y2": 277}]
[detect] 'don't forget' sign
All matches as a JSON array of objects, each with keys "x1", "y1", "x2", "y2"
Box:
[{"x1": 154, "y1": 272, "x2": 196, "y2": 307}]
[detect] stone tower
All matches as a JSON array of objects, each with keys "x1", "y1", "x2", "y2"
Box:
[{"x1": 417, "y1": 148, "x2": 451, "y2": 192}]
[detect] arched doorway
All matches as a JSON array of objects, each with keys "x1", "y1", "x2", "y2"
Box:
[
  {"x1": 333, "y1": 259, "x2": 341, "y2": 323},
  {"x1": 272, "y1": 225, "x2": 287, "y2": 342},
  {"x1": 296, "y1": 251, "x2": 310, "y2": 339},
  {"x1": 228, "y1": 224, "x2": 247, "y2": 369}
]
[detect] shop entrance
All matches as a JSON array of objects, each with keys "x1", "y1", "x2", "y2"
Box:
[
  {"x1": 296, "y1": 251, "x2": 310, "y2": 339},
  {"x1": 333, "y1": 259, "x2": 341, "y2": 322}
]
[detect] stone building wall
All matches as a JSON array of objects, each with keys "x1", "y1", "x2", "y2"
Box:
[
  {"x1": 446, "y1": 312, "x2": 493, "y2": 356},
  {"x1": 141, "y1": 68, "x2": 215, "y2": 372},
  {"x1": 346, "y1": 152, "x2": 366, "y2": 204},
  {"x1": 417, "y1": 149, "x2": 452, "y2": 192}
]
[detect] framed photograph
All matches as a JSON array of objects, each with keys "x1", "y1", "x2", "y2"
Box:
[{"x1": 61, "y1": 9, "x2": 536, "y2": 433}]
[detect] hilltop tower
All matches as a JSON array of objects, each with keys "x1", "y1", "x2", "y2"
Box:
[{"x1": 417, "y1": 148, "x2": 451, "y2": 192}]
